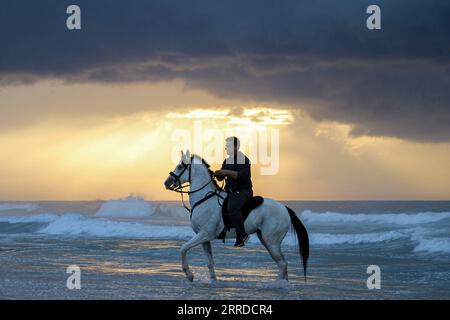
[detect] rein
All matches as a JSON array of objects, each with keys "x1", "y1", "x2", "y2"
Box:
[{"x1": 169, "y1": 156, "x2": 225, "y2": 215}]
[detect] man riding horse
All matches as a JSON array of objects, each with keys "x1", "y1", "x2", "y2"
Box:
[
  {"x1": 164, "y1": 146, "x2": 309, "y2": 282},
  {"x1": 213, "y1": 136, "x2": 252, "y2": 247}
]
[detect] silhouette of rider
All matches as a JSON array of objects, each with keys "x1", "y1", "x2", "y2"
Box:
[{"x1": 214, "y1": 136, "x2": 253, "y2": 247}]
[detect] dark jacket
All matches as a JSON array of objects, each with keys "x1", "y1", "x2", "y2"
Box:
[{"x1": 221, "y1": 151, "x2": 253, "y2": 192}]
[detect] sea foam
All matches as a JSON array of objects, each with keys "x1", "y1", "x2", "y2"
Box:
[
  {"x1": 95, "y1": 196, "x2": 154, "y2": 218},
  {"x1": 300, "y1": 210, "x2": 450, "y2": 225},
  {"x1": 0, "y1": 203, "x2": 40, "y2": 212}
]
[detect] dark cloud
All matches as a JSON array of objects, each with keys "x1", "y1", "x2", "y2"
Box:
[{"x1": 1, "y1": 0, "x2": 450, "y2": 141}]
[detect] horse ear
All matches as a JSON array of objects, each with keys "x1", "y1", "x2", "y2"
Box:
[
  {"x1": 181, "y1": 150, "x2": 184, "y2": 158},
  {"x1": 186, "y1": 149, "x2": 191, "y2": 158}
]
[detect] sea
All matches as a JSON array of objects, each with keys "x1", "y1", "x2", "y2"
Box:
[{"x1": 0, "y1": 199, "x2": 449, "y2": 299}]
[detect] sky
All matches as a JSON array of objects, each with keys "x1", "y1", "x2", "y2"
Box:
[{"x1": 0, "y1": 0, "x2": 450, "y2": 200}]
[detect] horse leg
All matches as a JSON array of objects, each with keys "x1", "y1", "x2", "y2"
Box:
[
  {"x1": 181, "y1": 232, "x2": 210, "y2": 282},
  {"x1": 202, "y1": 241, "x2": 217, "y2": 282},
  {"x1": 257, "y1": 230, "x2": 288, "y2": 281}
]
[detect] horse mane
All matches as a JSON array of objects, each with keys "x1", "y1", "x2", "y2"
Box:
[{"x1": 191, "y1": 154, "x2": 222, "y2": 190}]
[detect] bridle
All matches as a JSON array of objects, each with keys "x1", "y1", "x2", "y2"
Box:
[
  {"x1": 169, "y1": 158, "x2": 208, "y2": 194},
  {"x1": 168, "y1": 156, "x2": 225, "y2": 214}
]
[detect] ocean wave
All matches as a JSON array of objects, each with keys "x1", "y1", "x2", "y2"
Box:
[
  {"x1": 309, "y1": 230, "x2": 408, "y2": 245},
  {"x1": 248, "y1": 230, "x2": 407, "y2": 246},
  {"x1": 0, "y1": 212, "x2": 408, "y2": 245},
  {"x1": 299, "y1": 210, "x2": 450, "y2": 225},
  {"x1": 0, "y1": 213, "x2": 59, "y2": 223},
  {"x1": 95, "y1": 197, "x2": 155, "y2": 218},
  {"x1": 0, "y1": 213, "x2": 193, "y2": 238},
  {"x1": 0, "y1": 211, "x2": 448, "y2": 255},
  {"x1": 35, "y1": 213, "x2": 194, "y2": 238},
  {"x1": 0, "y1": 203, "x2": 40, "y2": 212},
  {"x1": 413, "y1": 237, "x2": 450, "y2": 254}
]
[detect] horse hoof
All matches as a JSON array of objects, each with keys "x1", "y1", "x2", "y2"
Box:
[{"x1": 187, "y1": 272, "x2": 194, "y2": 282}]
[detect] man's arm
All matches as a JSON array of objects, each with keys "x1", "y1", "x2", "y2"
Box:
[
  {"x1": 214, "y1": 157, "x2": 250, "y2": 180},
  {"x1": 215, "y1": 163, "x2": 249, "y2": 180},
  {"x1": 213, "y1": 160, "x2": 231, "y2": 181},
  {"x1": 214, "y1": 171, "x2": 226, "y2": 181},
  {"x1": 216, "y1": 169, "x2": 238, "y2": 179}
]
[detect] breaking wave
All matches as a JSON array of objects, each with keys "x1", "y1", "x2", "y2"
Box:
[
  {"x1": 0, "y1": 203, "x2": 40, "y2": 212},
  {"x1": 1, "y1": 207, "x2": 449, "y2": 254},
  {"x1": 300, "y1": 210, "x2": 450, "y2": 225},
  {"x1": 95, "y1": 197, "x2": 155, "y2": 218}
]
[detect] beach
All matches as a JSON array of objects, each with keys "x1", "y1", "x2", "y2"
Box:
[{"x1": 1, "y1": 200, "x2": 449, "y2": 299}]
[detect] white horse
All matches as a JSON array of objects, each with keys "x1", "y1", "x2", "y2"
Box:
[{"x1": 164, "y1": 150, "x2": 309, "y2": 283}]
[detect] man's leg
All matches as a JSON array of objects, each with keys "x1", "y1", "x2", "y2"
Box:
[{"x1": 227, "y1": 190, "x2": 252, "y2": 247}]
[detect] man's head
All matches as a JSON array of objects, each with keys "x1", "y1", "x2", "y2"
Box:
[{"x1": 225, "y1": 136, "x2": 240, "y2": 156}]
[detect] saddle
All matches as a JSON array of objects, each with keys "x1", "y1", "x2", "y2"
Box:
[{"x1": 217, "y1": 195, "x2": 264, "y2": 241}]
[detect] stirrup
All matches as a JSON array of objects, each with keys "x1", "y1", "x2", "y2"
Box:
[{"x1": 234, "y1": 234, "x2": 249, "y2": 247}]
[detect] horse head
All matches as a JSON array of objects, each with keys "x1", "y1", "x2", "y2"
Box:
[{"x1": 164, "y1": 150, "x2": 192, "y2": 190}]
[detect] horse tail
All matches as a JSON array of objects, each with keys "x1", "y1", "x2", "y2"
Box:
[{"x1": 286, "y1": 206, "x2": 309, "y2": 282}]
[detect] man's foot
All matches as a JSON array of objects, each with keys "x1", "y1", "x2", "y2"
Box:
[{"x1": 234, "y1": 234, "x2": 249, "y2": 247}]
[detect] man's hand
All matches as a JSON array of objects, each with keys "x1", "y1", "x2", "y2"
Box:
[
  {"x1": 214, "y1": 169, "x2": 238, "y2": 179},
  {"x1": 213, "y1": 170, "x2": 225, "y2": 178}
]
